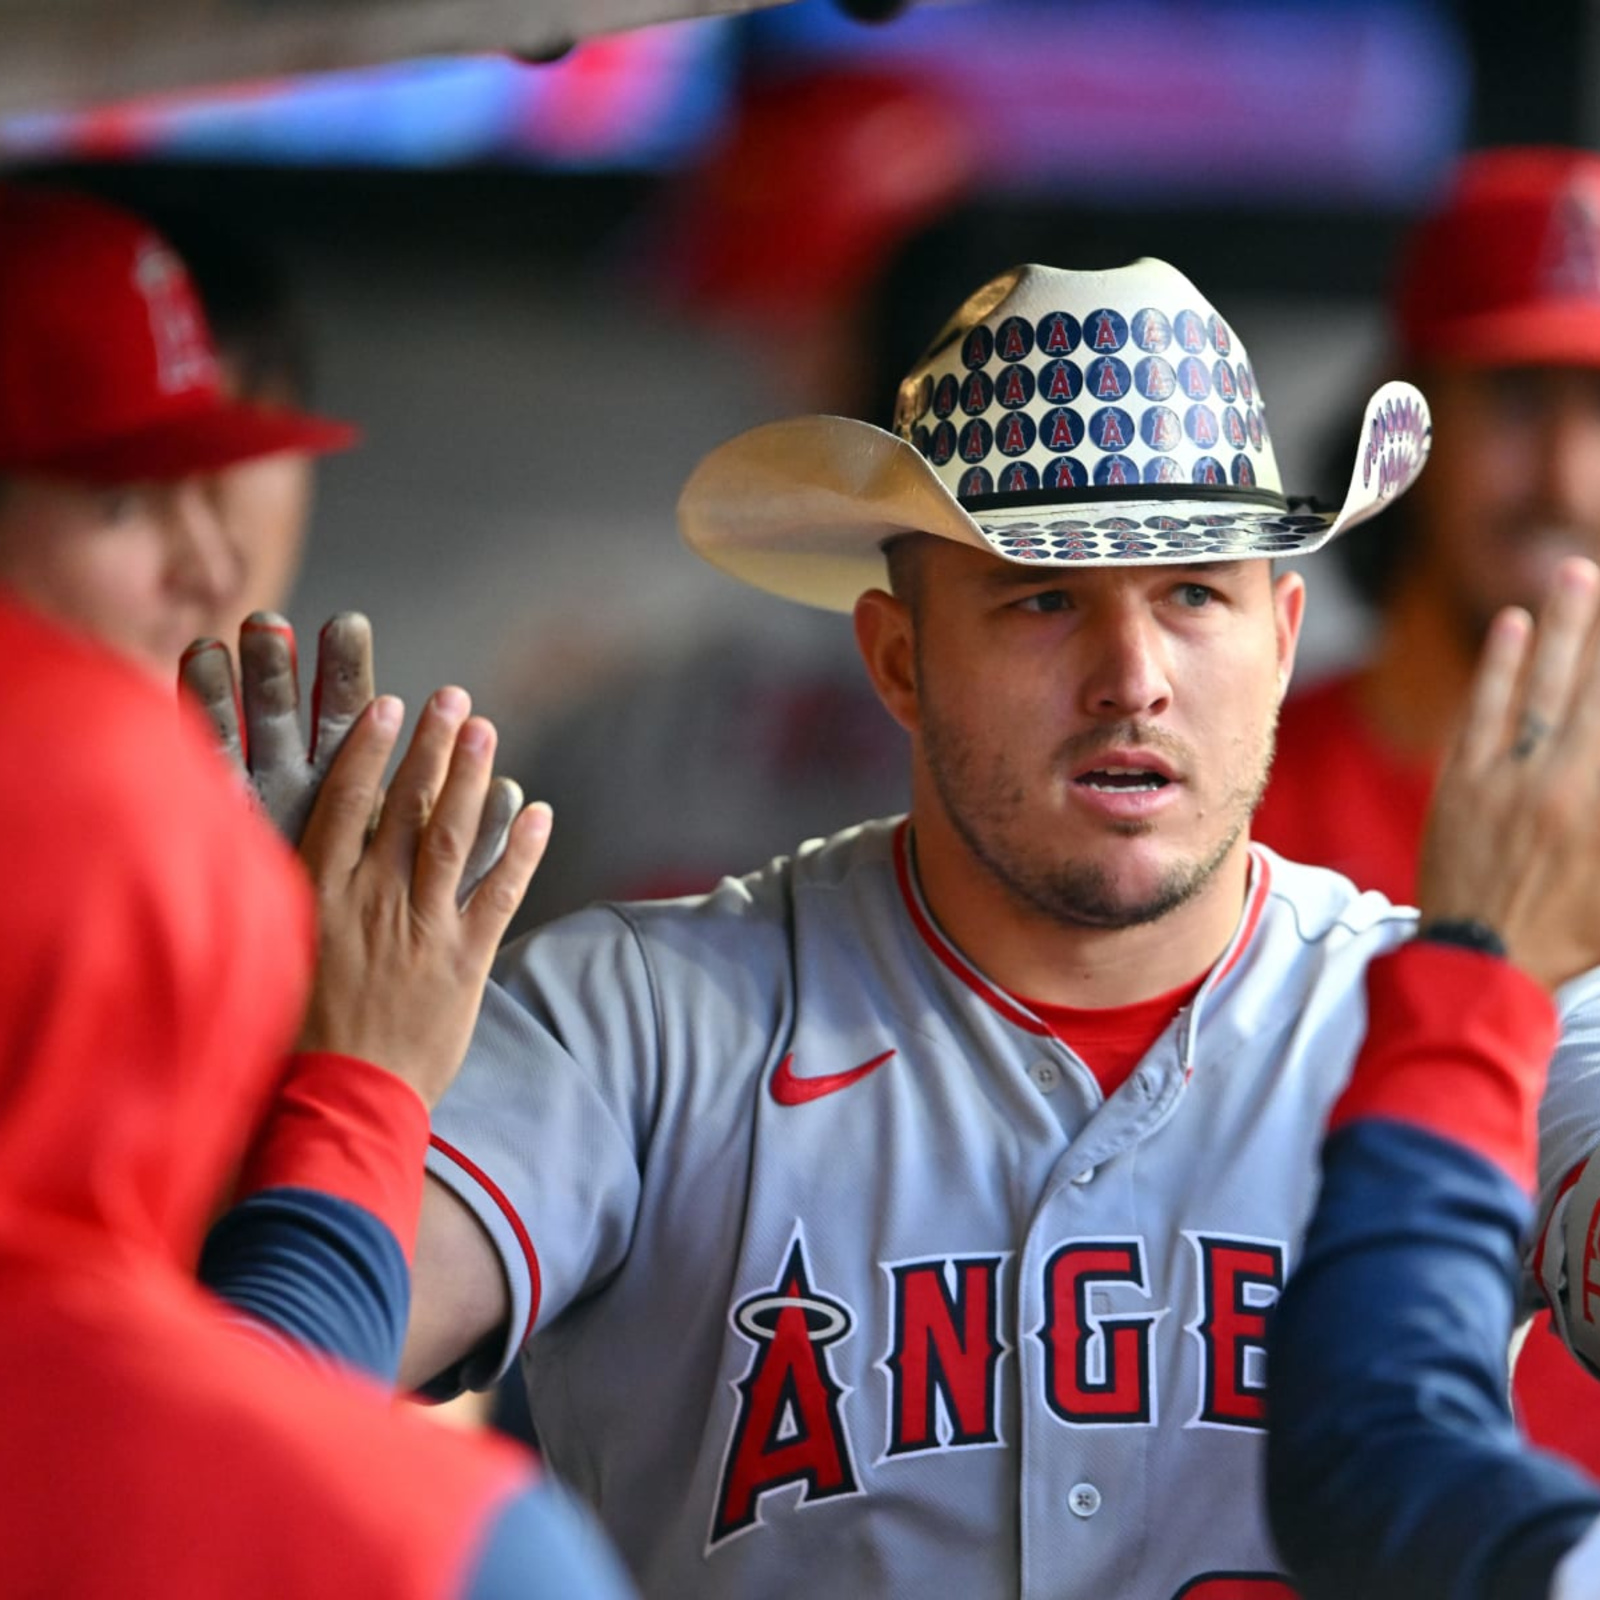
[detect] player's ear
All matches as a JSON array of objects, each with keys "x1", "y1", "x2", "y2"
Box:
[
  {"x1": 1271, "y1": 565, "x2": 1306, "y2": 704},
  {"x1": 854, "y1": 587, "x2": 920, "y2": 734}
]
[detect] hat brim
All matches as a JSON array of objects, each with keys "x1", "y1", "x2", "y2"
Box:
[
  {"x1": 1408, "y1": 304, "x2": 1600, "y2": 371},
  {"x1": 679, "y1": 380, "x2": 1431, "y2": 612},
  {"x1": 6, "y1": 397, "x2": 358, "y2": 486}
]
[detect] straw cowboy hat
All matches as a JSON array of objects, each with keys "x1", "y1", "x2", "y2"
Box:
[{"x1": 678, "y1": 257, "x2": 1430, "y2": 612}]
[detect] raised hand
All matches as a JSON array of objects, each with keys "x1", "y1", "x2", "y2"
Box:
[
  {"x1": 181, "y1": 612, "x2": 373, "y2": 845},
  {"x1": 1420, "y1": 556, "x2": 1600, "y2": 990},
  {"x1": 294, "y1": 686, "x2": 553, "y2": 1105},
  {"x1": 180, "y1": 611, "x2": 518, "y2": 905}
]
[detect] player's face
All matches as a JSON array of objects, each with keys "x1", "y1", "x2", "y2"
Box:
[
  {"x1": 868, "y1": 541, "x2": 1303, "y2": 930},
  {"x1": 0, "y1": 473, "x2": 244, "y2": 678},
  {"x1": 204, "y1": 448, "x2": 314, "y2": 646},
  {"x1": 204, "y1": 366, "x2": 317, "y2": 647},
  {"x1": 1405, "y1": 365, "x2": 1600, "y2": 641}
]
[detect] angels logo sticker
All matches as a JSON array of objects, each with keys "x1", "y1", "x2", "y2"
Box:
[
  {"x1": 1039, "y1": 359, "x2": 1083, "y2": 404},
  {"x1": 1095, "y1": 456, "x2": 1138, "y2": 487},
  {"x1": 961, "y1": 324, "x2": 994, "y2": 370},
  {"x1": 1131, "y1": 307, "x2": 1173, "y2": 352},
  {"x1": 995, "y1": 364, "x2": 1035, "y2": 410},
  {"x1": 1086, "y1": 308, "x2": 1129, "y2": 352},
  {"x1": 959, "y1": 419, "x2": 993, "y2": 463},
  {"x1": 1045, "y1": 457, "x2": 1090, "y2": 489},
  {"x1": 1142, "y1": 406, "x2": 1182, "y2": 453},
  {"x1": 1036, "y1": 311, "x2": 1081, "y2": 357},
  {"x1": 995, "y1": 315, "x2": 1035, "y2": 362},
  {"x1": 1185, "y1": 405, "x2": 1220, "y2": 449},
  {"x1": 1178, "y1": 357, "x2": 1212, "y2": 401},
  {"x1": 1040, "y1": 407, "x2": 1086, "y2": 454},
  {"x1": 1087, "y1": 357, "x2": 1132, "y2": 402},
  {"x1": 1174, "y1": 309, "x2": 1210, "y2": 353},
  {"x1": 996, "y1": 413, "x2": 1036, "y2": 457},
  {"x1": 1090, "y1": 408, "x2": 1135, "y2": 452},
  {"x1": 1136, "y1": 356, "x2": 1177, "y2": 401}
]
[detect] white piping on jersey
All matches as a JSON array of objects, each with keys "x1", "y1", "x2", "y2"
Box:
[{"x1": 890, "y1": 819, "x2": 1274, "y2": 1084}]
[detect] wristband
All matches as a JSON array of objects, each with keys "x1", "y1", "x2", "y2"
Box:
[{"x1": 1414, "y1": 917, "x2": 1508, "y2": 960}]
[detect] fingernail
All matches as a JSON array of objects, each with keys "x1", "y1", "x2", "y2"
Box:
[
  {"x1": 523, "y1": 801, "x2": 553, "y2": 838},
  {"x1": 433, "y1": 686, "x2": 469, "y2": 719},
  {"x1": 372, "y1": 696, "x2": 403, "y2": 731},
  {"x1": 459, "y1": 717, "x2": 493, "y2": 753}
]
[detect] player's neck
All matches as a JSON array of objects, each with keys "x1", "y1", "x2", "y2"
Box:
[
  {"x1": 907, "y1": 811, "x2": 1249, "y2": 1010},
  {"x1": 1357, "y1": 576, "x2": 1480, "y2": 763}
]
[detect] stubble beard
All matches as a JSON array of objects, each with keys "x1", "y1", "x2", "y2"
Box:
[{"x1": 921, "y1": 708, "x2": 1278, "y2": 933}]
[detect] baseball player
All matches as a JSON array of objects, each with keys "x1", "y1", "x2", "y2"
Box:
[
  {"x1": 1251, "y1": 145, "x2": 1600, "y2": 1471},
  {"x1": 194, "y1": 258, "x2": 1600, "y2": 1598},
  {"x1": 0, "y1": 587, "x2": 636, "y2": 1598},
  {"x1": 0, "y1": 183, "x2": 357, "y2": 680},
  {"x1": 1267, "y1": 565, "x2": 1600, "y2": 1599}
]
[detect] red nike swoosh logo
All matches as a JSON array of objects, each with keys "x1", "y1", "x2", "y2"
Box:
[{"x1": 770, "y1": 1049, "x2": 896, "y2": 1107}]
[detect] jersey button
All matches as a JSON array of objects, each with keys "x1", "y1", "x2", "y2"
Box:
[
  {"x1": 1029, "y1": 1060, "x2": 1060, "y2": 1094},
  {"x1": 1070, "y1": 1166, "x2": 1096, "y2": 1185},
  {"x1": 1069, "y1": 1483, "x2": 1102, "y2": 1518}
]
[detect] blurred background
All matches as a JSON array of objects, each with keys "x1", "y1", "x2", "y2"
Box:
[{"x1": 1, "y1": 0, "x2": 1591, "y2": 917}]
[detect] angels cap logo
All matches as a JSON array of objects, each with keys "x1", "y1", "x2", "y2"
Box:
[
  {"x1": 1539, "y1": 181, "x2": 1600, "y2": 298},
  {"x1": 133, "y1": 241, "x2": 216, "y2": 394}
]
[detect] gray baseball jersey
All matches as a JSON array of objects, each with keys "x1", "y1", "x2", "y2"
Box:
[{"x1": 425, "y1": 818, "x2": 1600, "y2": 1600}]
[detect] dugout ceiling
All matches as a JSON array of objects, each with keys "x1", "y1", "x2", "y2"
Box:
[{"x1": 0, "y1": 0, "x2": 794, "y2": 118}]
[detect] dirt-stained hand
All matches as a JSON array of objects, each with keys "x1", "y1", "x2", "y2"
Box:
[
  {"x1": 294, "y1": 686, "x2": 553, "y2": 1106},
  {"x1": 180, "y1": 611, "x2": 518, "y2": 905},
  {"x1": 1420, "y1": 556, "x2": 1600, "y2": 990}
]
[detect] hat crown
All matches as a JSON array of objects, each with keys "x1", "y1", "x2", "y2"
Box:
[
  {"x1": 0, "y1": 187, "x2": 224, "y2": 470},
  {"x1": 890, "y1": 259, "x2": 1281, "y2": 511},
  {"x1": 1396, "y1": 147, "x2": 1600, "y2": 364}
]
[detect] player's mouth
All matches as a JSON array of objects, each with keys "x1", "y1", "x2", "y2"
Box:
[
  {"x1": 1067, "y1": 748, "x2": 1181, "y2": 820},
  {"x1": 1075, "y1": 765, "x2": 1172, "y2": 793}
]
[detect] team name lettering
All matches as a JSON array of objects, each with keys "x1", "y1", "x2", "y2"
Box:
[
  {"x1": 713, "y1": 1229, "x2": 1290, "y2": 1546},
  {"x1": 712, "y1": 1235, "x2": 860, "y2": 1547},
  {"x1": 1041, "y1": 1240, "x2": 1159, "y2": 1424},
  {"x1": 1188, "y1": 1234, "x2": 1284, "y2": 1428},
  {"x1": 883, "y1": 1256, "x2": 1007, "y2": 1455}
]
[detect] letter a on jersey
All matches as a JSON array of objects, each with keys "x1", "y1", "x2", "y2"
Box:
[{"x1": 711, "y1": 1232, "x2": 861, "y2": 1547}]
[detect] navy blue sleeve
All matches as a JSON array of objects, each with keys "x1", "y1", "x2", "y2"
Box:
[
  {"x1": 466, "y1": 1480, "x2": 638, "y2": 1600},
  {"x1": 1267, "y1": 1119, "x2": 1600, "y2": 1600},
  {"x1": 198, "y1": 1186, "x2": 410, "y2": 1383}
]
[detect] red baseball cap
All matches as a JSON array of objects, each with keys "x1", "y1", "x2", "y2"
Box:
[
  {"x1": 0, "y1": 185, "x2": 357, "y2": 483},
  {"x1": 1394, "y1": 146, "x2": 1600, "y2": 369}
]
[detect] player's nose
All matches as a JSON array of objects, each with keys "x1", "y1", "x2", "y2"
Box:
[
  {"x1": 1078, "y1": 601, "x2": 1174, "y2": 719},
  {"x1": 163, "y1": 477, "x2": 245, "y2": 606}
]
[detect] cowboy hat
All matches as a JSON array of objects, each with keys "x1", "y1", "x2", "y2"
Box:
[{"x1": 678, "y1": 258, "x2": 1430, "y2": 611}]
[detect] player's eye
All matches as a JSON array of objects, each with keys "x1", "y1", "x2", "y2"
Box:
[
  {"x1": 1016, "y1": 589, "x2": 1071, "y2": 614},
  {"x1": 1173, "y1": 582, "x2": 1217, "y2": 609}
]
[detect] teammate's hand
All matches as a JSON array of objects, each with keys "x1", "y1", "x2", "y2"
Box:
[
  {"x1": 181, "y1": 611, "x2": 373, "y2": 845},
  {"x1": 180, "y1": 611, "x2": 520, "y2": 905},
  {"x1": 294, "y1": 686, "x2": 553, "y2": 1106},
  {"x1": 1420, "y1": 556, "x2": 1600, "y2": 990}
]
